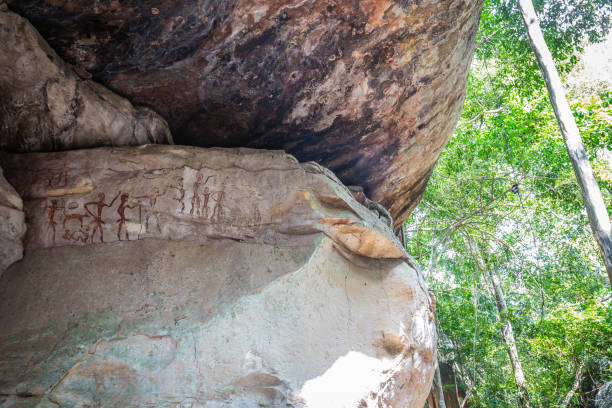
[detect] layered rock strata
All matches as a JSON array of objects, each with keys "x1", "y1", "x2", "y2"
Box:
[
  {"x1": 0, "y1": 146, "x2": 436, "y2": 407},
  {"x1": 5, "y1": 0, "x2": 484, "y2": 224},
  {"x1": 0, "y1": 9, "x2": 172, "y2": 153}
]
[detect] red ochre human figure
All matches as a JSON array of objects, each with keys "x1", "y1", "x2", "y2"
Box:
[
  {"x1": 201, "y1": 186, "x2": 211, "y2": 218},
  {"x1": 116, "y1": 193, "x2": 137, "y2": 241},
  {"x1": 171, "y1": 177, "x2": 186, "y2": 213},
  {"x1": 44, "y1": 198, "x2": 65, "y2": 243},
  {"x1": 211, "y1": 190, "x2": 224, "y2": 220},
  {"x1": 85, "y1": 192, "x2": 119, "y2": 243},
  {"x1": 190, "y1": 174, "x2": 203, "y2": 216}
]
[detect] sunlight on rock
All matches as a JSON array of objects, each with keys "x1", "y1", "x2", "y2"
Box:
[{"x1": 299, "y1": 351, "x2": 389, "y2": 407}]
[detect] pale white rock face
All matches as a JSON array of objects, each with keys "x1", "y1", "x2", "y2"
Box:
[{"x1": 0, "y1": 146, "x2": 436, "y2": 407}]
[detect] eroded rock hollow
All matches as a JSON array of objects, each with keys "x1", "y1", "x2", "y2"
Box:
[{"x1": 0, "y1": 146, "x2": 436, "y2": 407}]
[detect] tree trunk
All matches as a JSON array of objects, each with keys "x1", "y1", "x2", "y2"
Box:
[
  {"x1": 517, "y1": 0, "x2": 612, "y2": 285},
  {"x1": 435, "y1": 361, "x2": 448, "y2": 408},
  {"x1": 452, "y1": 365, "x2": 461, "y2": 407},
  {"x1": 560, "y1": 361, "x2": 584, "y2": 408},
  {"x1": 486, "y1": 269, "x2": 531, "y2": 408}
]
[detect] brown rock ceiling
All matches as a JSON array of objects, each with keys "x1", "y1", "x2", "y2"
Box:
[{"x1": 4, "y1": 0, "x2": 483, "y2": 225}]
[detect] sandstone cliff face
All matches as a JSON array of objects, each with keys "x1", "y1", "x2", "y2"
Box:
[
  {"x1": 5, "y1": 0, "x2": 483, "y2": 224},
  {"x1": 0, "y1": 9, "x2": 172, "y2": 153},
  {"x1": 0, "y1": 146, "x2": 436, "y2": 407}
]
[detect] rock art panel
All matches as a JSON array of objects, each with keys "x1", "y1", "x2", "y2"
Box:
[
  {"x1": 0, "y1": 9, "x2": 172, "y2": 153},
  {"x1": 1, "y1": 146, "x2": 405, "y2": 259},
  {"x1": 0, "y1": 166, "x2": 25, "y2": 274},
  {"x1": 0, "y1": 146, "x2": 436, "y2": 407},
  {"x1": 6, "y1": 0, "x2": 484, "y2": 224}
]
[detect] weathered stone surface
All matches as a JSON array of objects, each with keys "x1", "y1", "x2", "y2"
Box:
[
  {"x1": 595, "y1": 382, "x2": 612, "y2": 408},
  {"x1": 0, "y1": 146, "x2": 436, "y2": 407},
  {"x1": 2, "y1": 145, "x2": 403, "y2": 256},
  {"x1": 6, "y1": 0, "x2": 483, "y2": 224},
  {"x1": 0, "y1": 9, "x2": 172, "y2": 153},
  {"x1": 0, "y1": 166, "x2": 25, "y2": 274}
]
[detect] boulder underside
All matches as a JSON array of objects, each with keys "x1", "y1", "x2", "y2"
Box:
[
  {"x1": 0, "y1": 146, "x2": 436, "y2": 407},
  {"x1": 3, "y1": 0, "x2": 483, "y2": 224}
]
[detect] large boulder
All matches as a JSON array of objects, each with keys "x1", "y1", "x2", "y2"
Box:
[
  {"x1": 0, "y1": 9, "x2": 172, "y2": 153},
  {"x1": 0, "y1": 146, "x2": 436, "y2": 407},
  {"x1": 5, "y1": 0, "x2": 483, "y2": 224}
]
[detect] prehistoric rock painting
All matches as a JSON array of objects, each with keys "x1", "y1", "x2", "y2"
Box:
[
  {"x1": 37, "y1": 167, "x2": 226, "y2": 248},
  {"x1": 177, "y1": 171, "x2": 224, "y2": 222},
  {"x1": 44, "y1": 198, "x2": 65, "y2": 243},
  {"x1": 170, "y1": 178, "x2": 186, "y2": 213},
  {"x1": 4, "y1": 146, "x2": 409, "y2": 260},
  {"x1": 84, "y1": 193, "x2": 119, "y2": 243},
  {"x1": 116, "y1": 193, "x2": 136, "y2": 241},
  {"x1": 190, "y1": 174, "x2": 212, "y2": 216},
  {"x1": 46, "y1": 163, "x2": 68, "y2": 189},
  {"x1": 62, "y1": 200, "x2": 92, "y2": 243},
  {"x1": 210, "y1": 190, "x2": 224, "y2": 221},
  {"x1": 135, "y1": 188, "x2": 163, "y2": 238}
]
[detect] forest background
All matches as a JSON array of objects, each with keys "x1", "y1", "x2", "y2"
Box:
[{"x1": 404, "y1": 0, "x2": 612, "y2": 406}]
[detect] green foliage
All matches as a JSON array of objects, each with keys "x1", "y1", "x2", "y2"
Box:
[
  {"x1": 527, "y1": 300, "x2": 612, "y2": 406},
  {"x1": 405, "y1": 1, "x2": 612, "y2": 406},
  {"x1": 477, "y1": 0, "x2": 612, "y2": 88}
]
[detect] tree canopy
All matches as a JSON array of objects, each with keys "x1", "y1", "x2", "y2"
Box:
[{"x1": 405, "y1": 0, "x2": 612, "y2": 406}]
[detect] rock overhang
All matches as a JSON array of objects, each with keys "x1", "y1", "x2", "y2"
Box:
[
  {"x1": 0, "y1": 2, "x2": 475, "y2": 403},
  {"x1": 3, "y1": 0, "x2": 484, "y2": 225}
]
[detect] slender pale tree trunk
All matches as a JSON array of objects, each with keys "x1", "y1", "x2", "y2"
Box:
[
  {"x1": 560, "y1": 361, "x2": 585, "y2": 408},
  {"x1": 435, "y1": 362, "x2": 448, "y2": 408},
  {"x1": 453, "y1": 362, "x2": 475, "y2": 408},
  {"x1": 486, "y1": 269, "x2": 531, "y2": 408},
  {"x1": 517, "y1": 0, "x2": 612, "y2": 285}
]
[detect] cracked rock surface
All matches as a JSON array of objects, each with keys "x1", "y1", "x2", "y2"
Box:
[
  {"x1": 5, "y1": 0, "x2": 483, "y2": 224},
  {"x1": 0, "y1": 9, "x2": 172, "y2": 153},
  {"x1": 0, "y1": 145, "x2": 436, "y2": 407}
]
